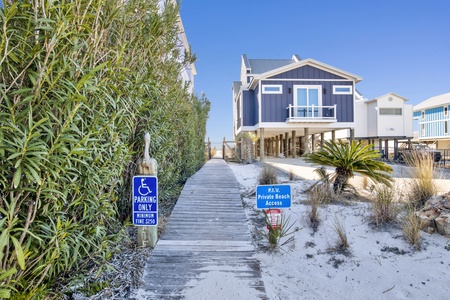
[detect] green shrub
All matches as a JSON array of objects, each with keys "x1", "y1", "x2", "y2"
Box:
[{"x1": 0, "y1": 0, "x2": 209, "y2": 296}]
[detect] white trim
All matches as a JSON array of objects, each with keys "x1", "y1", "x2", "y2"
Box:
[
  {"x1": 262, "y1": 84, "x2": 282, "y2": 94},
  {"x1": 333, "y1": 85, "x2": 353, "y2": 95},
  {"x1": 240, "y1": 122, "x2": 356, "y2": 132},
  {"x1": 258, "y1": 58, "x2": 362, "y2": 82},
  {"x1": 258, "y1": 83, "x2": 262, "y2": 128},
  {"x1": 258, "y1": 122, "x2": 355, "y2": 129},
  {"x1": 418, "y1": 119, "x2": 450, "y2": 125},
  {"x1": 261, "y1": 78, "x2": 351, "y2": 82}
]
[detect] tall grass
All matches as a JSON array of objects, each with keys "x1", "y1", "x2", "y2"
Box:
[
  {"x1": 258, "y1": 164, "x2": 278, "y2": 185},
  {"x1": 371, "y1": 184, "x2": 399, "y2": 226},
  {"x1": 329, "y1": 215, "x2": 350, "y2": 251},
  {"x1": 306, "y1": 188, "x2": 322, "y2": 232},
  {"x1": 402, "y1": 206, "x2": 422, "y2": 250},
  {"x1": 404, "y1": 150, "x2": 439, "y2": 208}
]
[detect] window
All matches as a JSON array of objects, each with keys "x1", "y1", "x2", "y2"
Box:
[
  {"x1": 445, "y1": 121, "x2": 448, "y2": 134},
  {"x1": 445, "y1": 107, "x2": 448, "y2": 116},
  {"x1": 379, "y1": 108, "x2": 402, "y2": 115},
  {"x1": 262, "y1": 84, "x2": 282, "y2": 94},
  {"x1": 333, "y1": 85, "x2": 352, "y2": 95},
  {"x1": 422, "y1": 124, "x2": 425, "y2": 136},
  {"x1": 421, "y1": 111, "x2": 425, "y2": 120}
]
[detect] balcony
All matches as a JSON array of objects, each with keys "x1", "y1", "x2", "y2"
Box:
[{"x1": 286, "y1": 104, "x2": 337, "y2": 123}]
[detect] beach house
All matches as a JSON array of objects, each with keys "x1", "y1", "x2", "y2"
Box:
[
  {"x1": 413, "y1": 92, "x2": 450, "y2": 149},
  {"x1": 233, "y1": 54, "x2": 362, "y2": 159}
]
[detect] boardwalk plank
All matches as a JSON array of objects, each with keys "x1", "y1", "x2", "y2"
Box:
[{"x1": 137, "y1": 159, "x2": 267, "y2": 299}]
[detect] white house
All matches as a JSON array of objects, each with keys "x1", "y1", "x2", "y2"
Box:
[{"x1": 353, "y1": 92, "x2": 413, "y2": 159}]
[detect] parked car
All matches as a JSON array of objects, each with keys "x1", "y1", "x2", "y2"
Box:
[{"x1": 398, "y1": 144, "x2": 442, "y2": 162}]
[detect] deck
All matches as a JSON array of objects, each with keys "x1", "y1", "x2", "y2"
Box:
[{"x1": 136, "y1": 159, "x2": 267, "y2": 299}]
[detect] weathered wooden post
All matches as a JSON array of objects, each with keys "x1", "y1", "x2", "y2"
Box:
[{"x1": 136, "y1": 132, "x2": 158, "y2": 248}]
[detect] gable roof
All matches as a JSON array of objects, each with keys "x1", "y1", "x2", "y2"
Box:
[
  {"x1": 366, "y1": 92, "x2": 408, "y2": 103},
  {"x1": 413, "y1": 92, "x2": 450, "y2": 111},
  {"x1": 243, "y1": 54, "x2": 362, "y2": 89}
]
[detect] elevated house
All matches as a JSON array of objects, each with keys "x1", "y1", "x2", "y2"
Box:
[
  {"x1": 413, "y1": 92, "x2": 450, "y2": 149},
  {"x1": 233, "y1": 54, "x2": 362, "y2": 159},
  {"x1": 354, "y1": 92, "x2": 413, "y2": 160}
]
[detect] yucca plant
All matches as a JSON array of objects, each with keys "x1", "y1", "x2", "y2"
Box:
[
  {"x1": 260, "y1": 210, "x2": 297, "y2": 249},
  {"x1": 306, "y1": 140, "x2": 393, "y2": 193}
]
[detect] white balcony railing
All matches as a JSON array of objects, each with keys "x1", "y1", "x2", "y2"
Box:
[{"x1": 286, "y1": 104, "x2": 337, "y2": 122}]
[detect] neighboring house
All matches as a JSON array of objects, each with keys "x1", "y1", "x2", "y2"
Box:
[
  {"x1": 413, "y1": 92, "x2": 450, "y2": 149},
  {"x1": 158, "y1": 0, "x2": 196, "y2": 94},
  {"x1": 233, "y1": 54, "x2": 362, "y2": 159},
  {"x1": 354, "y1": 92, "x2": 413, "y2": 159}
]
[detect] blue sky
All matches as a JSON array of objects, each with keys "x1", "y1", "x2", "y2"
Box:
[{"x1": 181, "y1": 1, "x2": 450, "y2": 147}]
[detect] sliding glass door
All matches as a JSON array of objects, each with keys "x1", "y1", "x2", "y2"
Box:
[{"x1": 294, "y1": 85, "x2": 321, "y2": 118}]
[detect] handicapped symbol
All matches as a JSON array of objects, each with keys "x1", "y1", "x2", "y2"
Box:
[{"x1": 138, "y1": 178, "x2": 152, "y2": 196}]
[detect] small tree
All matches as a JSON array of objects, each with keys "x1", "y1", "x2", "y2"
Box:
[{"x1": 306, "y1": 140, "x2": 393, "y2": 193}]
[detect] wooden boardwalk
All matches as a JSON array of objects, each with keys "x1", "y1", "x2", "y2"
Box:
[{"x1": 136, "y1": 159, "x2": 267, "y2": 299}]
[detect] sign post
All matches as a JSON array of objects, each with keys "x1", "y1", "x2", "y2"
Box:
[
  {"x1": 256, "y1": 184, "x2": 291, "y2": 246},
  {"x1": 134, "y1": 133, "x2": 158, "y2": 248}
]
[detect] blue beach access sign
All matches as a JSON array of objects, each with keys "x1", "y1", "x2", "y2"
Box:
[
  {"x1": 132, "y1": 175, "x2": 158, "y2": 226},
  {"x1": 256, "y1": 184, "x2": 291, "y2": 209}
]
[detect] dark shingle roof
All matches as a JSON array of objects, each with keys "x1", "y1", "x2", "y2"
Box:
[{"x1": 247, "y1": 58, "x2": 294, "y2": 74}]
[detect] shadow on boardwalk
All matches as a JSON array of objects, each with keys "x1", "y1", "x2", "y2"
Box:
[{"x1": 135, "y1": 159, "x2": 267, "y2": 299}]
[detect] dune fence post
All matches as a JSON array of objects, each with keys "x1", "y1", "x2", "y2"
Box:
[{"x1": 134, "y1": 132, "x2": 158, "y2": 248}]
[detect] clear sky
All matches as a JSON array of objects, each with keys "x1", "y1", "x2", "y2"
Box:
[{"x1": 181, "y1": 0, "x2": 450, "y2": 147}]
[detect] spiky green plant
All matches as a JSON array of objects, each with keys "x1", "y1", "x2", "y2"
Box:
[
  {"x1": 305, "y1": 140, "x2": 393, "y2": 193},
  {"x1": 261, "y1": 210, "x2": 297, "y2": 249}
]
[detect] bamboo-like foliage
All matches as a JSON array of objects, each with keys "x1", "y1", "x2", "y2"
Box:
[{"x1": 0, "y1": 0, "x2": 209, "y2": 297}]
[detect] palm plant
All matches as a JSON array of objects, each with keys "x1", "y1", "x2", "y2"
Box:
[{"x1": 305, "y1": 140, "x2": 393, "y2": 193}]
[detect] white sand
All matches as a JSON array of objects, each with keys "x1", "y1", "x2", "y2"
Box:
[{"x1": 229, "y1": 159, "x2": 450, "y2": 300}]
